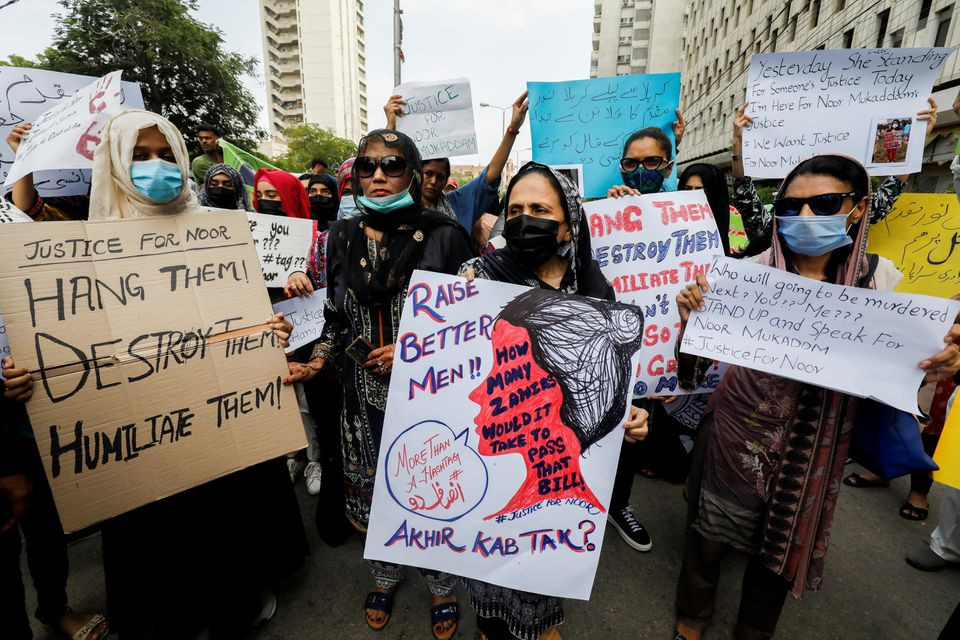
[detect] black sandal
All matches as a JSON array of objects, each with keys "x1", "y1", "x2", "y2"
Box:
[
  {"x1": 430, "y1": 601, "x2": 459, "y2": 640},
  {"x1": 364, "y1": 591, "x2": 394, "y2": 632},
  {"x1": 843, "y1": 473, "x2": 889, "y2": 488},
  {"x1": 900, "y1": 502, "x2": 929, "y2": 521}
]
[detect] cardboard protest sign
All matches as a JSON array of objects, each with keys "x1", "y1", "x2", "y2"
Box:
[
  {"x1": 528, "y1": 73, "x2": 681, "y2": 198},
  {"x1": 246, "y1": 211, "x2": 316, "y2": 287},
  {"x1": 0, "y1": 66, "x2": 143, "y2": 197},
  {"x1": 934, "y1": 402, "x2": 960, "y2": 490},
  {"x1": 867, "y1": 194, "x2": 960, "y2": 298},
  {"x1": 680, "y1": 256, "x2": 960, "y2": 414},
  {"x1": 0, "y1": 211, "x2": 306, "y2": 531},
  {"x1": 1, "y1": 197, "x2": 31, "y2": 223},
  {"x1": 273, "y1": 291, "x2": 326, "y2": 354},
  {"x1": 742, "y1": 48, "x2": 956, "y2": 178},
  {"x1": 585, "y1": 189, "x2": 721, "y2": 396},
  {"x1": 393, "y1": 78, "x2": 477, "y2": 159},
  {"x1": 3, "y1": 71, "x2": 131, "y2": 191},
  {"x1": 365, "y1": 270, "x2": 643, "y2": 599}
]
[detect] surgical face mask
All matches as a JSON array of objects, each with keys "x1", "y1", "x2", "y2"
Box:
[
  {"x1": 257, "y1": 199, "x2": 284, "y2": 216},
  {"x1": 776, "y1": 213, "x2": 854, "y2": 256},
  {"x1": 622, "y1": 167, "x2": 667, "y2": 194},
  {"x1": 503, "y1": 215, "x2": 562, "y2": 270},
  {"x1": 130, "y1": 159, "x2": 183, "y2": 203},
  {"x1": 338, "y1": 200, "x2": 360, "y2": 219},
  {"x1": 206, "y1": 186, "x2": 236, "y2": 209},
  {"x1": 357, "y1": 189, "x2": 414, "y2": 213}
]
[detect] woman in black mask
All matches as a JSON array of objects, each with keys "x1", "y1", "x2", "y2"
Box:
[
  {"x1": 306, "y1": 172, "x2": 340, "y2": 229},
  {"x1": 197, "y1": 164, "x2": 251, "y2": 211}
]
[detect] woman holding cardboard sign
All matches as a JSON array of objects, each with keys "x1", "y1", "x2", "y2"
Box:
[
  {"x1": 283, "y1": 128, "x2": 472, "y2": 639},
  {"x1": 672, "y1": 154, "x2": 960, "y2": 640}
]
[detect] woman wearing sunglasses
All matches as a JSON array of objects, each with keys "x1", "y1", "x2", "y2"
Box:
[
  {"x1": 671, "y1": 154, "x2": 960, "y2": 640},
  {"x1": 282, "y1": 129, "x2": 472, "y2": 640}
]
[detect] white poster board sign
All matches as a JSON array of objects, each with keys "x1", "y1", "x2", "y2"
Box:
[
  {"x1": 273, "y1": 291, "x2": 326, "y2": 354},
  {"x1": 0, "y1": 66, "x2": 143, "y2": 197},
  {"x1": 585, "y1": 189, "x2": 721, "y2": 396},
  {"x1": 680, "y1": 256, "x2": 960, "y2": 414},
  {"x1": 4, "y1": 71, "x2": 128, "y2": 190},
  {"x1": 393, "y1": 78, "x2": 477, "y2": 159},
  {"x1": 245, "y1": 212, "x2": 316, "y2": 287},
  {"x1": 0, "y1": 197, "x2": 31, "y2": 223},
  {"x1": 365, "y1": 270, "x2": 643, "y2": 599},
  {"x1": 742, "y1": 48, "x2": 956, "y2": 178}
]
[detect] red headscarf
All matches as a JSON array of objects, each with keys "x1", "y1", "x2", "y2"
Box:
[{"x1": 252, "y1": 168, "x2": 311, "y2": 219}]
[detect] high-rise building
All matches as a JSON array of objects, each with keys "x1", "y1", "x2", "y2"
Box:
[
  {"x1": 591, "y1": 0, "x2": 685, "y2": 78},
  {"x1": 679, "y1": 0, "x2": 959, "y2": 189},
  {"x1": 259, "y1": 0, "x2": 368, "y2": 152}
]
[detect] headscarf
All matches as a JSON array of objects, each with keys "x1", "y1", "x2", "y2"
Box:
[
  {"x1": 198, "y1": 163, "x2": 251, "y2": 211},
  {"x1": 252, "y1": 168, "x2": 311, "y2": 219},
  {"x1": 306, "y1": 172, "x2": 340, "y2": 229},
  {"x1": 89, "y1": 109, "x2": 198, "y2": 220},
  {"x1": 679, "y1": 163, "x2": 731, "y2": 256},
  {"x1": 341, "y1": 129, "x2": 467, "y2": 306},
  {"x1": 463, "y1": 162, "x2": 613, "y2": 300},
  {"x1": 336, "y1": 156, "x2": 355, "y2": 199}
]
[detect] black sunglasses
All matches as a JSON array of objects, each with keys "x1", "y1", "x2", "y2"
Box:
[
  {"x1": 773, "y1": 192, "x2": 859, "y2": 217},
  {"x1": 620, "y1": 156, "x2": 668, "y2": 172},
  {"x1": 354, "y1": 155, "x2": 408, "y2": 178}
]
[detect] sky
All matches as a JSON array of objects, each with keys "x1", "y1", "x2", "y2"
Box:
[{"x1": 0, "y1": 0, "x2": 593, "y2": 165}]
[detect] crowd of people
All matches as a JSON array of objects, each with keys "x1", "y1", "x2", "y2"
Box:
[{"x1": 1, "y1": 80, "x2": 960, "y2": 640}]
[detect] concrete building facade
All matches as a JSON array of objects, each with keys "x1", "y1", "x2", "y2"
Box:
[
  {"x1": 678, "y1": 0, "x2": 959, "y2": 189},
  {"x1": 591, "y1": 0, "x2": 685, "y2": 78},
  {"x1": 259, "y1": 0, "x2": 368, "y2": 151}
]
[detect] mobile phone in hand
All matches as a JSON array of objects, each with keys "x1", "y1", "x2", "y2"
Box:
[{"x1": 346, "y1": 336, "x2": 375, "y2": 365}]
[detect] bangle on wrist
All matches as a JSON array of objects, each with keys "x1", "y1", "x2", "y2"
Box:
[
  {"x1": 731, "y1": 154, "x2": 741, "y2": 160},
  {"x1": 506, "y1": 126, "x2": 520, "y2": 136}
]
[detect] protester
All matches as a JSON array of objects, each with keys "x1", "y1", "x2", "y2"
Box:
[
  {"x1": 253, "y1": 167, "x2": 312, "y2": 218},
  {"x1": 311, "y1": 156, "x2": 329, "y2": 174},
  {"x1": 459, "y1": 161, "x2": 650, "y2": 640},
  {"x1": 283, "y1": 128, "x2": 472, "y2": 639},
  {"x1": 384, "y1": 91, "x2": 528, "y2": 231},
  {"x1": 679, "y1": 163, "x2": 734, "y2": 256},
  {"x1": 672, "y1": 154, "x2": 960, "y2": 640},
  {"x1": 307, "y1": 171, "x2": 340, "y2": 228},
  {"x1": 5, "y1": 122, "x2": 91, "y2": 220},
  {"x1": 197, "y1": 163, "x2": 252, "y2": 210},
  {"x1": 191, "y1": 123, "x2": 224, "y2": 184},
  {"x1": 335, "y1": 156, "x2": 360, "y2": 219},
  {"x1": 605, "y1": 111, "x2": 685, "y2": 198}
]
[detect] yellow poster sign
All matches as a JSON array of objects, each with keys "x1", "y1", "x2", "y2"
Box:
[
  {"x1": 935, "y1": 401, "x2": 960, "y2": 490},
  {"x1": 867, "y1": 193, "x2": 960, "y2": 298}
]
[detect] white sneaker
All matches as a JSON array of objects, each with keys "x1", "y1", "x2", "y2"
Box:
[
  {"x1": 287, "y1": 458, "x2": 305, "y2": 484},
  {"x1": 305, "y1": 461, "x2": 322, "y2": 496}
]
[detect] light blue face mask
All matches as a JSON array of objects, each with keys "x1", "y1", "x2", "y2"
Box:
[
  {"x1": 130, "y1": 159, "x2": 184, "y2": 203},
  {"x1": 776, "y1": 213, "x2": 854, "y2": 256},
  {"x1": 357, "y1": 189, "x2": 414, "y2": 213},
  {"x1": 338, "y1": 200, "x2": 361, "y2": 219}
]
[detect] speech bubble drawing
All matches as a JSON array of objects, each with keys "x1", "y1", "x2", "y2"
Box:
[{"x1": 385, "y1": 419, "x2": 489, "y2": 522}]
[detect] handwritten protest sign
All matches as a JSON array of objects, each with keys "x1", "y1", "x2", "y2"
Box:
[
  {"x1": 3, "y1": 71, "x2": 130, "y2": 191},
  {"x1": 0, "y1": 66, "x2": 143, "y2": 197},
  {"x1": 365, "y1": 271, "x2": 643, "y2": 599},
  {"x1": 867, "y1": 193, "x2": 960, "y2": 298},
  {"x1": 273, "y1": 291, "x2": 326, "y2": 354},
  {"x1": 585, "y1": 189, "x2": 721, "y2": 396},
  {"x1": 680, "y1": 256, "x2": 960, "y2": 414},
  {"x1": 743, "y1": 48, "x2": 956, "y2": 178},
  {"x1": 245, "y1": 211, "x2": 316, "y2": 287},
  {"x1": 393, "y1": 78, "x2": 477, "y2": 159},
  {"x1": 0, "y1": 211, "x2": 306, "y2": 531},
  {"x1": 528, "y1": 73, "x2": 681, "y2": 198},
  {"x1": 1, "y1": 197, "x2": 31, "y2": 223},
  {"x1": 934, "y1": 402, "x2": 960, "y2": 490}
]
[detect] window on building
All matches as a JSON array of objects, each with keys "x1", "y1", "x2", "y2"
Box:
[
  {"x1": 635, "y1": 28, "x2": 650, "y2": 40},
  {"x1": 810, "y1": 0, "x2": 821, "y2": 27},
  {"x1": 934, "y1": 6, "x2": 953, "y2": 46},
  {"x1": 875, "y1": 9, "x2": 890, "y2": 47},
  {"x1": 619, "y1": 36, "x2": 631, "y2": 45},
  {"x1": 836, "y1": 0, "x2": 845, "y2": 11},
  {"x1": 622, "y1": 0, "x2": 635, "y2": 6},
  {"x1": 815, "y1": 42, "x2": 826, "y2": 49},
  {"x1": 637, "y1": 8, "x2": 651, "y2": 21},
  {"x1": 736, "y1": 6, "x2": 742, "y2": 24},
  {"x1": 842, "y1": 27, "x2": 854, "y2": 48},
  {"x1": 748, "y1": 0, "x2": 754, "y2": 15},
  {"x1": 618, "y1": 54, "x2": 631, "y2": 63},
  {"x1": 919, "y1": 0, "x2": 933, "y2": 28},
  {"x1": 771, "y1": 27, "x2": 778, "y2": 51},
  {"x1": 889, "y1": 28, "x2": 904, "y2": 47},
  {"x1": 620, "y1": 17, "x2": 634, "y2": 27},
  {"x1": 789, "y1": 16, "x2": 797, "y2": 41}
]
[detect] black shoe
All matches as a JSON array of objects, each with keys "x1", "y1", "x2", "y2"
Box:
[{"x1": 607, "y1": 504, "x2": 652, "y2": 552}]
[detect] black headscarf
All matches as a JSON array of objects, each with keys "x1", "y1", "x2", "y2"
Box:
[
  {"x1": 467, "y1": 162, "x2": 613, "y2": 300},
  {"x1": 679, "y1": 163, "x2": 731, "y2": 256},
  {"x1": 306, "y1": 172, "x2": 340, "y2": 229},
  {"x1": 344, "y1": 129, "x2": 467, "y2": 306}
]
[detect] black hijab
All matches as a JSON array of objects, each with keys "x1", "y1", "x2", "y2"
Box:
[
  {"x1": 679, "y1": 163, "x2": 731, "y2": 256},
  {"x1": 307, "y1": 172, "x2": 340, "y2": 229},
  {"x1": 344, "y1": 129, "x2": 467, "y2": 306}
]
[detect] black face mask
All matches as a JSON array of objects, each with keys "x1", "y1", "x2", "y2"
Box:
[
  {"x1": 206, "y1": 186, "x2": 236, "y2": 209},
  {"x1": 257, "y1": 199, "x2": 284, "y2": 216},
  {"x1": 503, "y1": 215, "x2": 561, "y2": 270},
  {"x1": 309, "y1": 194, "x2": 338, "y2": 222}
]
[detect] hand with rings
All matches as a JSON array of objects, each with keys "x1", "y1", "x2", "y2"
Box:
[
  {"x1": 364, "y1": 343, "x2": 396, "y2": 376},
  {"x1": 676, "y1": 273, "x2": 710, "y2": 326}
]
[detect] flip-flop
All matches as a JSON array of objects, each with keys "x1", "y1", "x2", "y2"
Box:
[
  {"x1": 899, "y1": 502, "x2": 929, "y2": 521},
  {"x1": 365, "y1": 591, "x2": 394, "y2": 632},
  {"x1": 843, "y1": 473, "x2": 889, "y2": 488},
  {"x1": 430, "y1": 601, "x2": 459, "y2": 640}
]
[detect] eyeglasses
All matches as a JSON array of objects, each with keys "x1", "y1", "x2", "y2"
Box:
[
  {"x1": 354, "y1": 155, "x2": 408, "y2": 178},
  {"x1": 773, "y1": 192, "x2": 859, "y2": 217},
  {"x1": 620, "y1": 156, "x2": 668, "y2": 172}
]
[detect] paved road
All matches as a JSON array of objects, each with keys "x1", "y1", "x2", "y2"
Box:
[{"x1": 25, "y1": 467, "x2": 960, "y2": 639}]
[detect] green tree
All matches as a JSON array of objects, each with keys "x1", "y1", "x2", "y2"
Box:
[
  {"x1": 269, "y1": 123, "x2": 357, "y2": 174},
  {"x1": 15, "y1": 0, "x2": 264, "y2": 151}
]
